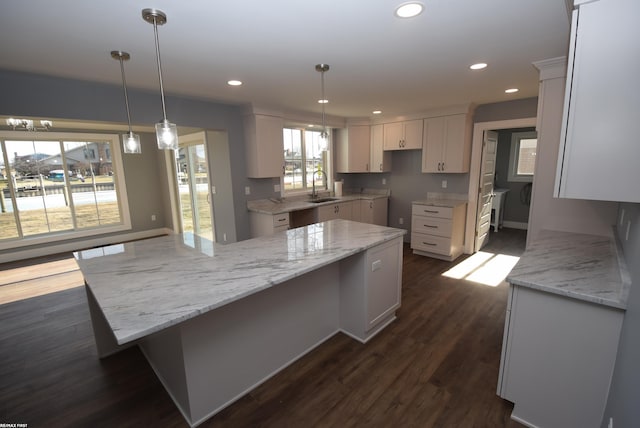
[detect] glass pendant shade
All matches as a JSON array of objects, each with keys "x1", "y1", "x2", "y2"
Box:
[
  {"x1": 156, "y1": 120, "x2": 178, "y2": 150},
  {"x1": 123, "y1": 132, "x2": 142, "y2": 154}
]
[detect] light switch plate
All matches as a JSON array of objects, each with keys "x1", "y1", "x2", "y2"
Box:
[{"x1": 245, "y1": 186, "x2": 251, "y2": 195}]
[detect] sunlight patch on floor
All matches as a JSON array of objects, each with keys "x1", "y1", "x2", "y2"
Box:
[
  {"x1": 442, "y1": 251, "x2": 520, "y2": 287},
  {"x1": 0, "y1": 258, "x2": 83, "y2": 305}
]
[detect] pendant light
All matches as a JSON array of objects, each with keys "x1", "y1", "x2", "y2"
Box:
[
  {"x1": 315, "y1": 63, "x2": 330, "y2": 151},
  {"x1": 111, "y1": 51, "x2": 141, "y2": 154},
  {"x1": 142, "y1": 8, "x2": 178, "y2": 150}
]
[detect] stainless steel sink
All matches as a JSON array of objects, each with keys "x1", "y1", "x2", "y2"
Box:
[{"x1": 308, "y1": 197, "x2": 338, "y2": 203}]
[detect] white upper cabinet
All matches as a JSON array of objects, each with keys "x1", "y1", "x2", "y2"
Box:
[
  {"x1": 336, "y1": 125, "x2": 371, "y2": 173},
  {"x1": 422, "y1": 114, "x2": 472, "y2": 173},
  {"x1": 244, "y1": 114, "x2": 284, "y2": 178},
  {"x1": 383, "y1": 120, "x2": 423, "y2": 150},
  {"x1": 556, "y1": 0, "x2": 640, "y2": 202},
  {"x1": 370, "y1": 124, "x2": 392, "y2": 172}
]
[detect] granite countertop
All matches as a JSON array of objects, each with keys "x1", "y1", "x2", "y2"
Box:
[
  {"x1": 506, "y1": 230, "x2": 631, "y2": 310},
  {"x1": 412, "y1": 198, "x2": 468, "y2": 208},
  {"x1": 74, "y1": 220, "x2": 406, "y2": 345},
  {"x1": 248, "y1": 190, "x2": 389, "y2": 215}
]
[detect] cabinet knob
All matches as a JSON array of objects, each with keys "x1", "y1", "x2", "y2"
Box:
[{"x1": 379, "y1": 163, "x2": 383, "y2": 171}]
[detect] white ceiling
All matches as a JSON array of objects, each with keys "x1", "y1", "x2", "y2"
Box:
[{"x1": 0, "y1": 0, "x2": 570, "y2": 120}]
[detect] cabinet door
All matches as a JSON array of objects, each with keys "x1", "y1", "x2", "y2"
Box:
[
  {"x1": 402, "y1": 120, "x2": 424, "y2": 150},
  {"x1": 366, "y1": 239, "x2": 402, "y2": 328},
  {"x1": 442, "y1": 114, "x2": 469, "y2": 172},
  {"x1": 244, "y1": 114, "x2": 284, "y2": 178},
  {"x1": 422, "y1": 117, "x2": 445, "y2": 172},
  {"x1": 383, "y1": 122, "x2": 404, "y2": 150},
  {"x1": 556, "y1": 0, "x2": 640, "y2": 203},
  {"x1": 370, "y1": 124, "x2": 391, "y2": 172},
  {"x1": 372, "y1": 198, "x2": 388, "y2": 226},
  {"x1": 316, "y1": 204, "x2": 337, "y2": 222},
  {"x1": 336, "y1": 202, "x2": 353, "y2": 221},
  {"x1": 360, "y1": 200, "x2": 373, "y2": 224},
  {"x1": 336, "y1": 125, "x2": 370, "y2": 173}
]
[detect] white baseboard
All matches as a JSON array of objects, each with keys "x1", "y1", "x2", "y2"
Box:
[
  {"x1": 502, "y1": 221, "x2": 529, "y2": 230},
  {"x1": 1, "y1": 228, "x2": 172, "y2": 264}
]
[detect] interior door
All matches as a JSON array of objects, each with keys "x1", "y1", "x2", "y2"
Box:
[
  {"x1": 475, "y1": 130, "x2": 498, "y2": 251},
  {"x1": 176, "y1": 132, "x2": 215, "y2": 241}
]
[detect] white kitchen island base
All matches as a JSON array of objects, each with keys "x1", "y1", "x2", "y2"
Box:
[{"x1": 79, "y1": 221, "x2": 405, "y2": 427}]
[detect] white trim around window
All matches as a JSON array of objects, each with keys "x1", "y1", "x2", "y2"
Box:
[{"x1": 508, "y1": 131, "x2": 537, "y2": 183}]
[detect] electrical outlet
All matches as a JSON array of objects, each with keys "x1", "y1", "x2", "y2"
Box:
[
  {"x1": 245, "y1": 186, "x2": 251, "y2": 195},
  {"x1": 399, "y1": 217, "x2": 404, "y2": 225},
  {"x1": 223, "y1": 233, "x2": 227, "y2": 242},
  {"x1": 608, "y1": 417, "x2": 613, "y2": 428},
  {"x1": 382, "y1": 178, "x2": 387, "y2": 185},
  {"x1": 274, "y1": 184, "x2": 281, "y2": 192},
  {"x1": 211, "y1": 186, "x2": 216, "y2": 194},
  {"x1": 151, "y1": 214, "x2": 156, "y2": 221},
  {"x1": 442, "y1": 180, "x2": 447, "y2": 189}
]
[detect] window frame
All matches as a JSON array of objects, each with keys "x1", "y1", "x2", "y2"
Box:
[
  {"x1": 282, "y1": 127, "x2": 331, "y2": 196},
  {"x1": 0, "y1": 131, "x2": 131, "y2": 250},
  {"x1": 507, "y1": 131, "x2": 537, "y2": 183}
]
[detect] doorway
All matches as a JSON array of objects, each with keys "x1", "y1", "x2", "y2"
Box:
[
  {"x1": 175, "y1": 132, "x2": 215, "y2": 241},
  {"x1": 465, "y1": 118, "x2": 537, "y2": 254}
]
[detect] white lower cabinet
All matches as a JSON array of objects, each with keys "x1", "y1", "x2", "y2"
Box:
[
  {"x1": 498, "y1": 285, "x2": 624, "y2": 428},
  {"x1": 316, "y1": 201, "x2": 353, "y2": 222},
  {"x1": 339, "y1": 237, "x2": 403, "y2": 342},
  {"x1": 249, "y1": 212, "x2": 289, "y2": 237},
  {"x1": 410, "y1": 202, "x2": 466, "y2": 261},
  {"x1": 360, "y1": 198, "x2": 388, "y2": 226}
]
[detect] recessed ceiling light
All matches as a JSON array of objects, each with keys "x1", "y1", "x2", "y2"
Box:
[
  {"x1": 505, "y1": 88, "x2": 519, "y2": 93},
  {"x1": 227, "y1": 80, "x2": 242, "y2": 86},
  {"x1": 470, "y1": 63, "x2": 487, "y2": 70},
  {"x1": 395, "y1": 2, "x2": 424, "y2": 18},
  {"x1": 318, "y1": 99, "x2": 329, "y2": 104},
  {"x1": 373, "y1": 110, "x2": 382, "y2": 115}
]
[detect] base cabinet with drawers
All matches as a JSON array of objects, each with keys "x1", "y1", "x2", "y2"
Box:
[
  {"x1": 410, "y1": 201, "x2": 466, "y2": 261},
  {"x1": 249, "y1": 212, "x2": 290, "y2": 237}
]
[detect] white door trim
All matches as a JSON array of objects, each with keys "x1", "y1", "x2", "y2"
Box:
[{"x1": 464, "y1": 117, "x2": 537, "y2": 254}]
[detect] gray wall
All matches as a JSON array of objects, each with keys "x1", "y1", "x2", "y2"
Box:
[
  {"x1": 495, "y1": 128, "x2": 536, "y2": 225},
  {"x1": 0, "y1": 68, "x2": 254, "y2": 254},
  {"x1": 473, "y1": 97, "x2": 539, "y2": 122},
  {"x1": 601, "y1": 203, "x2": 640, "y2": 427}
]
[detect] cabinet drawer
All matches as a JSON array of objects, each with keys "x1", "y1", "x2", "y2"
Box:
[
  {"x1": 410, "y1": 232, "x2": 452, "y2": 256},
  {"x1": 272, "y1": 213, "x2": 290, "y2": 227},
  {"x1": 411, "y1": 216, "x2": 452, "y2": 238},
  {"x1": 411, "y1": 205, "x2": 453, "y2": 219}
]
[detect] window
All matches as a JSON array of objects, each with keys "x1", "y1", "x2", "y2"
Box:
[
  {"x1": 0, "y1": 131, "x2": 131, "y2": 249},
  {"x1": 508, "y1": 131, "x2": 537, "y2": 182},
  {"x1": 283, "y1": 128, "x2": 330, "y2": 193}
]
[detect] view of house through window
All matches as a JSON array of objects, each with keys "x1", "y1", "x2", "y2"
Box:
[
  {"x1": 283, "y1": 127, "x2": 329, "y2": 193},
  {"x1": 0, "y1": 133, "x2": 127, "y2": 245},
  {"x1": 508, "y1": 131, "x2": 537, "y2": 182}
]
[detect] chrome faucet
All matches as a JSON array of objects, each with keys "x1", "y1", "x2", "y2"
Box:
[{"x1": 311, "y1": 169, "x2": 328, "y2": 199}]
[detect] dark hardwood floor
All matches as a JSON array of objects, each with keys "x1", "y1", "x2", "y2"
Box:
[{"x1": 0, "y1": 228, "x2": 527, "y2": 427}]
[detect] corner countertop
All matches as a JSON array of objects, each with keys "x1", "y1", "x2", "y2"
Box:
[
  {"x1": 412, "y1": 198, "x2": 468, "y2": 208},
  {"x1": 506, "y1": 230, "x2": 631, "y2": 310},
  {"x1": 74, "y1": 220, "x2": 406, "y2": 345},
  {"x1": 248, "y1": 190, "x2": 389, "y2": 215}
]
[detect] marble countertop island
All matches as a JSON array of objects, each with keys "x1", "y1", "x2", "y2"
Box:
[
  {"x1": 74, "y1": 219, "x2": 406, "y2": 345},
  {"x1": 506, "y1": 230, "x2": 630, "y2": 309},
  {"x1": 412, "y1": 198, "x2": 468, "y2": 208}
]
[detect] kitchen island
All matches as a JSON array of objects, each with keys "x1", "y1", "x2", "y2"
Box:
[{"x1": 75, "y1": 219, "x2": 406, "y2": 427}]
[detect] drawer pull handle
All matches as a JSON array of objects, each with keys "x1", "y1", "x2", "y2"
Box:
[
  {"x1": 277, "y1": 218, "x2": 287, "y2": 222},
  {"x1": 424, "y1": 224, "x2": 437, "y2": 228},
  {"x1": 424, "y1": 210, "x2": 439, "y2": 214},
  {"x1": 422, "y1": 242, "x2": 437, "y2": 246}
]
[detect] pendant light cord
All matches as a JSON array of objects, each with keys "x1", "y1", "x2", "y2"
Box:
[
  {"x1": 118, "y1": 58, "x2": 134, "y2": 136},
  {"x1": 152, "y1": 17, "x2": 168, "y2": 122},
  {"x1": 321, "y1": 69, "x2": 326, "y2": 137}
]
